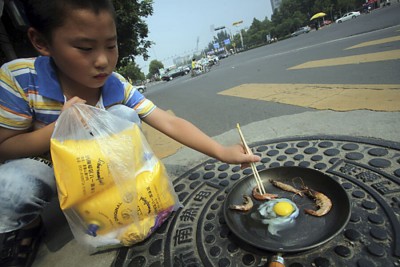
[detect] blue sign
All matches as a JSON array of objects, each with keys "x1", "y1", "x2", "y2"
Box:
[
  {"x1": 213, "y1": 43, "x2": 220, "y2": 49},
  {"x1": 224, "y1": 39, "x2": 231, "y2": 45}
]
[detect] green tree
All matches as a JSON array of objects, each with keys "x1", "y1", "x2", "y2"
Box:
[
  {"x1": 117, "y1": 60, "x2": 145, "y2": 83},
  {"x1": 336, "y1": 0, "x2": 357, "y2": 14},
  {"x1": 112, "y1": 0, "x2": 154, "y2": 68},
  {"x1": 148, "y1": 60, "x2": 164, "y2": 77},
  {"x1": 270, "y1": 0, "x2": 346, "y2": 38},
  {"x1": 243, "y1": 17, "x2": 276, "y2": 47},
  {"x1": 244, "y1": 19, "x2": 260, "y2": 47}
]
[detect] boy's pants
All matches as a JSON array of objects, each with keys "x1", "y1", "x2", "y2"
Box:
[{"x1": 0, "y1": 105, "x2": 141, "y2": 233}]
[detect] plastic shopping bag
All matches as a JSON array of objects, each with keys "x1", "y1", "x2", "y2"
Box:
[{"x1": 50, "y1": 104, "x2": 181, "y2": 251}]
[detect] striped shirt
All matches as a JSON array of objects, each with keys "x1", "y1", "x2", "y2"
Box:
[{"x1": 0, "y1": 56, "x2": 156, "y2": 131}]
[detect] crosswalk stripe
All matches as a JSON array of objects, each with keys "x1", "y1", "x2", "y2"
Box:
[
  {"x1": 219, "y1": 84, "x2": 400, "y2": 111},
  {"x1": 345, "y1": 36, "x2": 400, "y2": 50},
  {"x1": 288, "y1": 49, "x2": 400, "y2": 69}
]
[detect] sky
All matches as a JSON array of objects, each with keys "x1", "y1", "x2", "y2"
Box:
[{"x1": 135, "y1": 0, "x2": 273, "y2": 73}]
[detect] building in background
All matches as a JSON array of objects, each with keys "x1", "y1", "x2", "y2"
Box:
[
  {"x1": 173, "y1": 55, "x2": 192, "y2": 67},
  {"x1": 270, "y1": 0, "x2": 282, "y2": 12}
]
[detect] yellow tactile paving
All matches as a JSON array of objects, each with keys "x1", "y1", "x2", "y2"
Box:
[
  {"x1": 219, "y1": 84, "x2": 400, "y2": 111},
  {"x1": 345, "y1": 36, "x2": 400, "y2": 50},
  {"x1": 288, "y1": 49, "x2": 400, "y2": 69}
]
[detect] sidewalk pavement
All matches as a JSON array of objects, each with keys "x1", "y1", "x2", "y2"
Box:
[{"x1": 30, "y1": 109, "x2": 400, "y2": 266}]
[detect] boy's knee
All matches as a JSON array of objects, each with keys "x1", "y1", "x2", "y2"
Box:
[{"x1": 0, "y1": 158, "x2": 55, "y2": 232}]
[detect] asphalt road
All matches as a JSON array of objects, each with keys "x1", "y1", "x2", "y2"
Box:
[{"x1": 144, "y1": 4, "x2": 400, "y2": 138}]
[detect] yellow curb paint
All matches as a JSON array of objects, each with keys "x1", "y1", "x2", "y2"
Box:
[
  {"x1": 218, "y1": 84, "x2": 400, "y2": 111},
  {"x1": 141, "y1": 110, "x2": 184, "y2": 159},
  {"x1": 345, "y1": 36, "x2": 400, "y2": 50},
  {"x1": 288, "y1": 49, "x2": 400, "y2": 69}
]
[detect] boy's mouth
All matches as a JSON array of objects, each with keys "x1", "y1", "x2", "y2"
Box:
[{"x1": 94, "y1": 73, "x2": 108, "y2": 80}]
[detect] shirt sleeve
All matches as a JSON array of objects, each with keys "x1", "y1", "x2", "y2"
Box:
[
  {"x1": 0, "y1": 62, "x2": 33, "y2": 130},
  {"x1": 113, "y1": 73, "x2": 156, "y2": 118}
]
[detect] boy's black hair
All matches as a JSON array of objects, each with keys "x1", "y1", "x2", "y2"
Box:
[{"x1": 23, "y1": 0, "x2": 116, "y2": 42}]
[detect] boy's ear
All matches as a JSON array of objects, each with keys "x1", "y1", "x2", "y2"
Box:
[{"x1": 27, "y1": 27, "x2": 51, "y2": 56}]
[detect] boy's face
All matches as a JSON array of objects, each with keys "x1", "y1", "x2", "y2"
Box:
[{"x1": 45, "y1": 9, "x2": 118, "y2": 91}]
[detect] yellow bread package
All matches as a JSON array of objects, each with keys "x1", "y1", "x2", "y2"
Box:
[
  {"x1": 51, "y1": 124, "x2": 146, "y2": 210},
  {"x1": 50, "y1": 104, "x2": 181, "y2": 250},
  {"x1": 70, "y1": 162, "x2": 176, "y2": 236}
]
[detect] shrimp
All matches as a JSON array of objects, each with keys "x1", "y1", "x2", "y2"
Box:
[
  {"x1": 301, "y1": 186, "x2": 332, "y2": 217},
  {"x1": 229, "y1": 195, "x2": 253, "y2": 211},
  {"x1": 269, "y1": 179, "x2": 304, "y2": 197},
  {"x1": 252, "y1": 186, "x2": 278, "y2": 201}
]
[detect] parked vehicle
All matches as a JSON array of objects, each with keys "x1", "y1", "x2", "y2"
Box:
[
  {"x1": 217, "y1": 53, "x2": 229, "y2": 59},
  {"x1": 161, "y1": 73, "x2": 172, "y2": 81},
  {"x1": 335, "y1": 11, "x2": 361, "y2": 23},
  {"x1": 208, "y1": 55, "x2": 219, "y2": 66},
  {"x1": 181, "y1": 65, "x2": 191, "y2": 73},
  {"x1": 161, "y1": 67, "x2": 189, "y2": 81},
  {"x1": 291, "y1": 26, "x2": 311, "y2": 37},
  {"x1": 133, "y1": 84, "x2": 146, "y2": 94}
]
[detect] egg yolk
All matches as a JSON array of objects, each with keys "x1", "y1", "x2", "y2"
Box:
[{"x1": 273, "y1": 201, "x2": 294, "y2": 217}]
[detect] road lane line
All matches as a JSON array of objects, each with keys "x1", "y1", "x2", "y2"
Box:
[
  {"x1": 218, "y1": 84, "x2": 400, "y2": 111},
  {"x1": 288, "y1": 49, "x2": 400, "y2": 69},
  {"x1": 345, "y1": 36, "x2": 400, "y2": 50}
]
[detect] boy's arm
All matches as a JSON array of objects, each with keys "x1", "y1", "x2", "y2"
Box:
[
  {"x1": 0, "y1": 123, "x2": 55, "y2": 162},
  {"x1": 0, "y1": 96, "x2": 86, "y2": 162},
  {"x1": 142, "y1": 107, "x2": 260, "y2": 165}
]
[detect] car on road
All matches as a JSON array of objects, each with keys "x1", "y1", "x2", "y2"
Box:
[
  {"x1": 160, "y1": 73, "x2": 172, "y2": 81},
  {"x1": 133, "y1": 84, "x2": 146, "y2": 93},
  {"x1": 161, "y1": 67, "x2": 189, "y2": 81},
  {"x1": 217, "y1": 52, "x2": 229, "y2": 59},
  {"x1": 291, "y1": 26, "x2": 311, "y2": 37},
  {"x1": 335, "y1": 11, "x2": 361, "y2": 23}
]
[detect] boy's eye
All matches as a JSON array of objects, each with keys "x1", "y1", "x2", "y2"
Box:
[
  {"x1": 107, "y1": 45, "x2": 117, "y2": 50},
  {"x1": 76, "y1": 47, "x2": 92, "y2": 51}
]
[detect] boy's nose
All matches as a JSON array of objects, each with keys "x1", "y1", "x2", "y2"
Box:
[{"x1": 95, "y1": 52, "x2": 108, "y2": 68}]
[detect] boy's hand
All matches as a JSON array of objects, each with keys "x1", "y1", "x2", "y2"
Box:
[
  {"x1": 61, "y1": 96, "x2": 86, "y2": 112},
  {"x1": 0, "y1": 97, "x2": 86, "y2": 160},
  {"x1": 218, "y1": 144, "x2": 261, "y2": 168}
]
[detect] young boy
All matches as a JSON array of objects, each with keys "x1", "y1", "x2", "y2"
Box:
[{"x1": 0, "y1": 1, "x2": 259, "y2": 266}]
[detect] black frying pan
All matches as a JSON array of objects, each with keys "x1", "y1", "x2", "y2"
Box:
[{"x1": 223, "y1": 166, "x2": 351, "y2": 253}]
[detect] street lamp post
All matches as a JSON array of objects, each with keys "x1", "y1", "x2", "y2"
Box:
[{"x1": 232, "y1": 20, "x2": 244, "y2": 50}]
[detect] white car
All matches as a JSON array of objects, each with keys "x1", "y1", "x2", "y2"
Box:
[
  {"x1": 133, "y1": 84, "x2": 146, "y2": 93},
  {"x1": 291, "y1": 26, "x2": 311, "y2": 37},
  {"x1": 335, "y1": 11, "x2": 361, "y2": 23}
]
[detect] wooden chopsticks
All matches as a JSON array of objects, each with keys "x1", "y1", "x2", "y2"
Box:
[{"x1": 236, "y1": 123, "x2": 266, "y2": 194}]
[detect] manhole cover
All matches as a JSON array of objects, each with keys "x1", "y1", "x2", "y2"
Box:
[{"x1": 113, "y1": 136, "x2": 400, "y2": 267}]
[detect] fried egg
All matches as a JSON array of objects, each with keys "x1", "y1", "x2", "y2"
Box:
[{"x1": 251, "y1": 198, "x2": 299, "y2": 236}]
